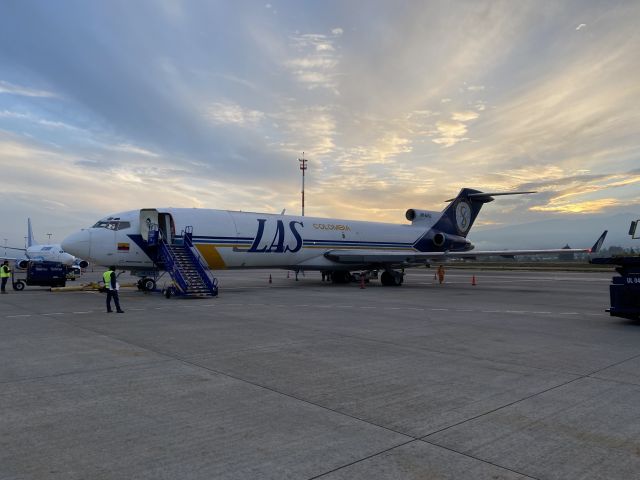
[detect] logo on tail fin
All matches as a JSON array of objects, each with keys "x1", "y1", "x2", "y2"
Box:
[{"x1": 455, "y1": 200, "x2": 472, "y2": 234}]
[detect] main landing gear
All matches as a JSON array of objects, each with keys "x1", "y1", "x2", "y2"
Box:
[
  {"x1": 380, "y1": 270, "x2": 404, "y2": 286},
  {"x1": 329, "y1": 269, "x2": 404, "y2": 286}
]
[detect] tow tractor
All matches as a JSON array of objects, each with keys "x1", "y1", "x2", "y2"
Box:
[
  {"x1": 12, "y1": 261, "x2": 68, "y2": 291},
  {"x1": 591, "y1": 220, "x2": 640, "y2": 320}
]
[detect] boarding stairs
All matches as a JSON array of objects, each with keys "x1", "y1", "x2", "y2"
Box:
[{"x1": 149, "y1": 226, "x2": 218, "y2": 297}]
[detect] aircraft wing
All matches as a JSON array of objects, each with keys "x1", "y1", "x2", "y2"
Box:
[{"x1": 325, "y1": 231, "x2": 608, "y2": 265}]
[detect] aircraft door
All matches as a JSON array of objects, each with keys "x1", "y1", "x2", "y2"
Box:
[
  {"x1": 158, "y1": 213, "x2": 176, "y2": 244},
  {"x1": 140, "y1": 209, "x2": 159, "y2": 241}
]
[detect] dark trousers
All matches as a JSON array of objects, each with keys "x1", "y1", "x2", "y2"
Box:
[
  {"x1": 106, "y1": 289, "x2": 122, "y2": 312},
  {"x1": 1, "y1": 277, "x2": 7, "y2": 292}
]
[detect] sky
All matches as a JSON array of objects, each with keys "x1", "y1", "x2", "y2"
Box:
[{"x1": 0, "y1": 0, "x2": 639, "y2": 248}]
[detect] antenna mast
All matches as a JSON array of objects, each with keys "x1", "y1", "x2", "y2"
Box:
[{"x1": 298, "y1": 153, "x2": 308, "y2": 216}]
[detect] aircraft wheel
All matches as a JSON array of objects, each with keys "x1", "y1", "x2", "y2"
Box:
[
  {"x1": 381, "y1": 271, "x2": 403, "y2": 286},
  {"x1": 13, "y1": 280, "x2": 26, "y2": 291},
  {"x1": 164, "y1": 288, "x2": 171, "y2": 299},
  {"x1": 142, "y1": 278, "x2": 156, "y2": 291}
]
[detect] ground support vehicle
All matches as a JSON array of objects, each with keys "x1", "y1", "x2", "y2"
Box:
[
  {"x1": 592, "y1": 256, "x2": 640, "y2": 320},
  {"x1": 12, "y1": 261, "x2": 68, "y2": 290}
]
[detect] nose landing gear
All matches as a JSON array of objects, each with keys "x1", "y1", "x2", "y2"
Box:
[{"x1": 137, "y1": 277, "x2": 156, "y2": 292}]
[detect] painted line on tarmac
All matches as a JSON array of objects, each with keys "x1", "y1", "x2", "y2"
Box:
[{"x1": 2, "y1": 303, "x2": 607, "y2": 319}]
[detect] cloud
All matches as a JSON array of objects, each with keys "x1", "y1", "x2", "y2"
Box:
[
  {"x1": 0, "y1": 110, "x2": 81, "y2": 131},
  {"x1": 269, "y1": 104, "x2": 336, "y2": 156},
  {"x1": 531, "y1": 198, "x2": 620, "y2": 214},
  {"x1": 0, "y1": 80, "x2": 57, "y2": 98},
  {"x1": 451, "y1": 111, "x2": 479, "y2": 122},
  {"x1": 0, "y1": 1, "x2": 639, "y2": 242},
  {"x1": 204, "y1": 102, "x2": 266, "y2": 126},
  {"x1": 431, "y1": 120, "x2": 468, "y2": 147},
  {"x1": 285, "y1": 30, "x2": 342, "y2": 92},
  {"x1": 107, "y1": 143, "x2": 160, "y2": 158}
]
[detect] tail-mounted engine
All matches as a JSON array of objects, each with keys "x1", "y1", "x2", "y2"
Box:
[
  {"x1": 431, "y1": 231, "x2": 472, "y2": 251},
  {"x1": 406, "y1": 209, "x2": 438, "y2": 225}
]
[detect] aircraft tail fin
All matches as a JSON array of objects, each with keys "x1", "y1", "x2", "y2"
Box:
[
  {"x1": 589, "y1": 230, "x2": 608, "y2": 253},
  {"x1": 27, "y1": 218, "x2": 36, "y2": 247},
  {"x1": 433, "y1": 188, "x2": 535, "y2": 238}
]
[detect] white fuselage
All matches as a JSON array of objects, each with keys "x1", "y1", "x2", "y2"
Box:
[
  {"x1": 62, "y1": 208, "x2": 433, "y2": 272},
  {"x1": 25, "y1": 244, "x2": 76, "y2": 266}
]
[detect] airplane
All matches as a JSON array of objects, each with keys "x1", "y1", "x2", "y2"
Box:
[
  {"x1": 61, "y1": 188, "x2": 607, "y2": 290},
  {"x1": 4, "y1": 218, "x2": 89, "y2": 269}
]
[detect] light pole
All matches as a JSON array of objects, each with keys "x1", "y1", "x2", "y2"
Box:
[
  {"x1": 298, "y1": 153, "x2": 307, "y2": 216},
  {"x1": 3, "y1": 239, "x2": 6, "y2": 258},
  {"x1": 47, "y1": 233, "x2": 52, "y2": 242}
]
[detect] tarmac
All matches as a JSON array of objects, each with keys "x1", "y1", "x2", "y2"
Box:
[{"x1": 2, "y1": 267, "x2": 639, "y2": 480}]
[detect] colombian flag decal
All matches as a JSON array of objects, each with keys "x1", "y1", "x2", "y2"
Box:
[{"x1": 117, "y1": 242, "x2": 130, "y2": 251}]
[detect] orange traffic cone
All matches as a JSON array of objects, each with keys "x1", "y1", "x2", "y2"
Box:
[
  {"x1": 360, "y1": 274, "x2": 365, "y2": 289},
  {"x1": 471, "y1": 275, "x2": 476, "y2": 286},
  {"x1": 269, "y1": 274, "x2": 272, "y2": 284}
]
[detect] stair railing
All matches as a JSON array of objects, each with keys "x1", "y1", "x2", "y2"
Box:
[
  {"x1": 182, "y1": 226, "x2": 218, "y2": 296},
  {"x1": 158, "y1": 236, "x2": 190, "y2": 294}
]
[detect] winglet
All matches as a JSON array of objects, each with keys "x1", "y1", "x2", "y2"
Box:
[{"x1": 589, "y1": 230, "x2": 608, "y2": 253}]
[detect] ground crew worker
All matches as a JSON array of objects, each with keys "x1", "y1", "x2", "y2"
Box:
[
  {"x1": 1, "y1": 260, "x2": 10, "y2": 293},
  {"x1": 103, "y1": 266, "x2": 124, "y2": 313},
  {"x1": 437, "y1": 265, "x2": 445, "y2": 284}
]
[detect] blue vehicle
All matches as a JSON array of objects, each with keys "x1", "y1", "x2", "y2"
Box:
[
  {"x1": 12, "y1": 261, "x2": 68, "y2": 290},
  {"x1": 591, "y1": 220, "x2": 640, "y2": 320}
]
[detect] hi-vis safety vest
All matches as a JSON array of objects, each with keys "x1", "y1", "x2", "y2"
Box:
[
  {"x1": 103, "y1": 270, "x2": 113, "y2": 287},
  {"x1": 0, "y1": 265, "x2": 10, "y2": 278}
]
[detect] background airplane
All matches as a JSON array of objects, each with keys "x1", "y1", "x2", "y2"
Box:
[
  {"x1": 4, "y1": 218, "x2": 89, "y2": 269},
  {"x1": 61, "y1": 188, "x2": 606, "y2": 289}
]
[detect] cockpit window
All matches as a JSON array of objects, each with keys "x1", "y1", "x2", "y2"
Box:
[{"x1": 92, "y1": 220, "x2": 131, "y2": 231}]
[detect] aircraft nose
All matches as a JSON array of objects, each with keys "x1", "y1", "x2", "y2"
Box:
[{"x1": 62, "y1": 230, "x2": 90, "y2": 259}]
